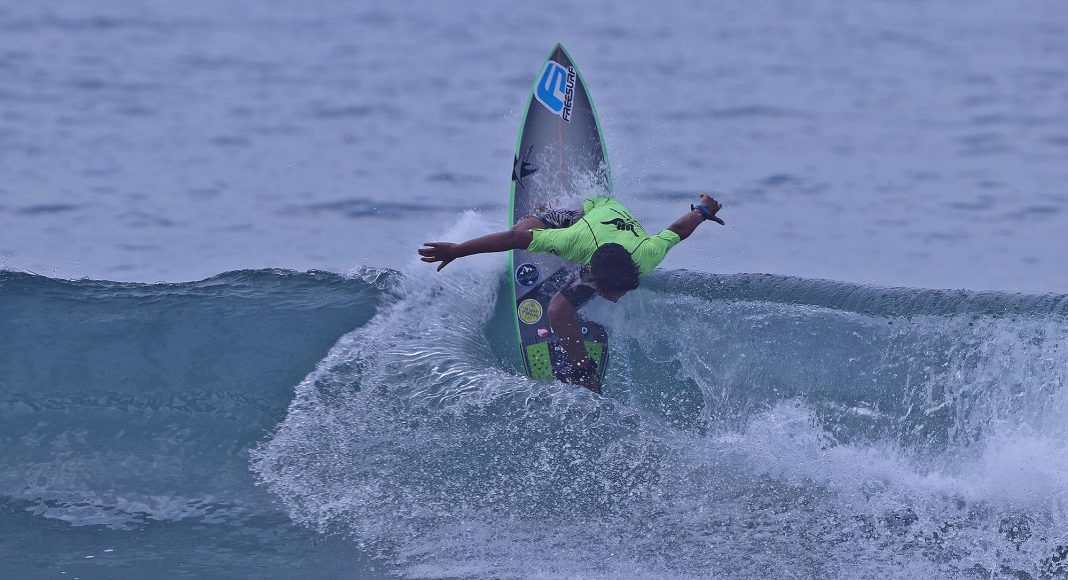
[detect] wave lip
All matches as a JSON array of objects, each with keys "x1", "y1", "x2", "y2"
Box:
[{"x1": 650, "y1": 269, "x2": 1068, "y2": 318}]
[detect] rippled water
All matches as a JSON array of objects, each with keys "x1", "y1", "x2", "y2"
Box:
[{"x1": 1, "y1": 0, "x2": 1066, "y2": 290}]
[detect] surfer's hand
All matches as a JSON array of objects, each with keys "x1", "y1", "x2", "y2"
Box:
[
  {"x1": 699, "y1": 194, "x2": 725, "y2": 225},
  {"x1": 418, "y1": 242, "x2": 459, "y2": 271}
]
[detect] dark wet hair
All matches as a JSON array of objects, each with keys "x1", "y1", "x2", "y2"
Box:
[{"x1": 590, "y1": 243, "x2": 640, "y2": 293}]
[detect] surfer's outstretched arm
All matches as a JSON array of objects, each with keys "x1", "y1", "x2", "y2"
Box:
[
  {"x1": 418, "y1": 230, "x2": 533, "y2": 271},
  {"x1": 667, "y1": 193, "x2": 725, "y2": 241}
]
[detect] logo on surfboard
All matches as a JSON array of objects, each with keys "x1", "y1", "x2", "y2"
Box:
[
  {"x1": 512, "y1": 144, "x2": 538, "y2": 191},
  {"x1": 515, "y1": 263, "x2": 540, "y2": 287},
  {"x1": 535, "y1": 61, "x2": 576, "y2": 122},
  {"x1": 518, "y1": 299, "x2": 543, "y2": 324}
]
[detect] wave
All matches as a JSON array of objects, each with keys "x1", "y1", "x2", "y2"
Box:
[
  {"x1": 0, "y1": 267, "x2": 390, "y2": 527},
  {"x1": 3, "y1": 215, "x2": 1067, "y2": 578},
  {"x1": 250, "y1": 215, "x2": 1067, "y2": 579}
]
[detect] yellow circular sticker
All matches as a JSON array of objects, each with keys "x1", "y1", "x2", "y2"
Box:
[{"x1": 518, "y1": 299, "x2": 543, "y2": 325}]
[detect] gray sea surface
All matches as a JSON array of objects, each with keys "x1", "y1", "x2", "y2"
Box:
[{"x1": 1, "y1": 0, "x2": 1066, "y2": 291}]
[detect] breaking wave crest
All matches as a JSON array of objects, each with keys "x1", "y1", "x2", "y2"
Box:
[{"x1": 249, "y1": 214, "x2": 1068, "y2": 579}]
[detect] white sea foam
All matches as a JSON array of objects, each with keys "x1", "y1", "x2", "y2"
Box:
[{"x1": 252, "y1": 213, "x2": 1068, "y2": 579}]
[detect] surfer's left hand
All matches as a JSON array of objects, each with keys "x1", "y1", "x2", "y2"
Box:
[
  {"x1": 418, "y1": 242, "x2": 458, "y2": 271},
  {"x1": 698, "y1": 193, "x2": 725, "y2": 225}
]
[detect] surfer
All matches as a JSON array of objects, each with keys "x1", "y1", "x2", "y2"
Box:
[{"x1": 418, "y1": 194, "x2": 725, "y2": 392}]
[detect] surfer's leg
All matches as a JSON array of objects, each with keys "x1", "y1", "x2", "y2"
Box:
[
  {"x1": 512, "y1": 216, "x2": 548, "y2": 231},
  {"x1": 537, "y1": 208, "x2": 583, "y2": 228},
  {"x1": 513, "y1": 208, "x2": 583, "y2": 231},
  {"x1": 510, "y1": 216, "x2": 546, "y2": 230}
]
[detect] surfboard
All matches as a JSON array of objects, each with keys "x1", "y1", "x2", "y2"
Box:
[{"x1": 509, "y1": 43, "x2": 612, "y2": 385}]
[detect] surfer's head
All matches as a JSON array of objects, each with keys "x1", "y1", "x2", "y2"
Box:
[{"x1": 591, "y1": 243, "x2": 639, "y2": 300}]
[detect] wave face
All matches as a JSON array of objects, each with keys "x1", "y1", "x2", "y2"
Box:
[
  {"x1": 4, "y1": 216, "x2": 1067, "y2": 579},
  {"x1": 0, "y1": 268, "x2": 387, "y2": 528}
]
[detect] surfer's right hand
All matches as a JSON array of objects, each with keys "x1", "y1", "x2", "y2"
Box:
[{"x1": 418, "y1": 242, "x2": 458, "y2": 271}]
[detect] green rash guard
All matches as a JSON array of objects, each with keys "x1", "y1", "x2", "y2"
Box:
[{"x1": 526, "y1": 198, "x2": 681, "y2": 275}]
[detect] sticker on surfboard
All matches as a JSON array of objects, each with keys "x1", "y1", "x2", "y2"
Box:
[
  {"x1": 534, "y1": 60, "x2": 576, "y2": 122},
  {"x1": 518, "y1": 299, "x2": 543, "y2": 324}
]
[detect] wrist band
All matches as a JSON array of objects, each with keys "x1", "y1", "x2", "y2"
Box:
[{"x1": 691, "y1": 203, "x2": 713, "y2": 220}]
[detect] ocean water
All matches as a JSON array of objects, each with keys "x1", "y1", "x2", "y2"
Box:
[
  {"x1": 2, "y1": 0, "x2": 1068, "y2": 579},
  {"x1": 2, "y1": 0, "x2": 1067, "y2": 290},
  {"x1": 3, "y1": 233, "x2": 1068, "y2": 578}
]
